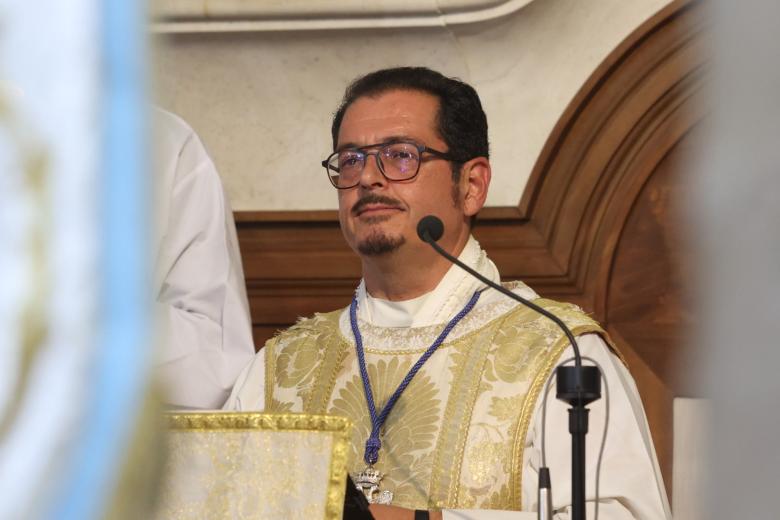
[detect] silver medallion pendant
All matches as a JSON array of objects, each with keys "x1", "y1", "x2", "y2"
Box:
[{"x1": 353, "y1": 465, "x2": 393, "y2": 505}]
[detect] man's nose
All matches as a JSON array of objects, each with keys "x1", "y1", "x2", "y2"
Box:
[{"x1": 358, "y1": 153, "x2": 386, "y2": 188}]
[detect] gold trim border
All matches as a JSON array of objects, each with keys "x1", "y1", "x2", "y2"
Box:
[
  {"x1": 509, "y1": 321, "x2": 606, "y2": 509},
  {"x1": 264, "y1": 340, "x2": 276, "y2": 410},
  {"x1": 166, "y1": 412, "x2": 352, "y2": 520}
]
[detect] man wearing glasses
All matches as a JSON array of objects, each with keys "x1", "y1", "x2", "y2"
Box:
[{"x1": 226, "y1": 67, "x2": 670, "y2": 520}]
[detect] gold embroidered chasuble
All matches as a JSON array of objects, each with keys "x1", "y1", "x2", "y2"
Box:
[{"x1": 263, "y1": 295, "x2": 609, "y2": 511}]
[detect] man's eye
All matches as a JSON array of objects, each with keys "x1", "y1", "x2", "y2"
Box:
[
  {"x1": 386, "y1": 148, "x2": 417, "y2": 161},
  {"x1": 339, "y1": 155, "x2": 362, "y2": 168}
]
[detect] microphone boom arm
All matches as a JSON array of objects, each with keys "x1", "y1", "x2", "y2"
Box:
[
  {"x1": 418, "y1": 218, "x2": 601, "y2": 520},
  {"x1": 419, "y1": 229, "x2": 584, "y2": 369}
]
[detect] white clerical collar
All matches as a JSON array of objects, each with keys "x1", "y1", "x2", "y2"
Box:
[{"x1": 355, "y1": 235, "x2": 501, "y2": 328}]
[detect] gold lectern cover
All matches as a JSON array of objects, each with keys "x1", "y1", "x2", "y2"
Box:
[{"x1": 156, "y1": 413, "x2": 352, "y2": 520}]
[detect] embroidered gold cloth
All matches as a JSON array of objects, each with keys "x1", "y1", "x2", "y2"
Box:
[
  {"x1": 156, "y1": 412, "x2": 351, "y2": 520},
  {"x1": 263, "y1": 296, "x2": 607, "y2": 511}
]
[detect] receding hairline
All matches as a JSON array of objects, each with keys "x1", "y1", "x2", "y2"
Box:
[{"x1": 334, "y1": 87, "x2": 445, "y2": 148}]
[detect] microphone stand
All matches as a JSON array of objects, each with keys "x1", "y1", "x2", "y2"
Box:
[
  {"x1": 557, "y1": 366, "x2": 600, "y2": 520},
  {"x1": 418, "y1": 220, "x2": 600, "y2": 520}
]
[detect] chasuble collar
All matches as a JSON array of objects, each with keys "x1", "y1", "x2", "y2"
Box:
[{"x1": 354, "y1": 236, "x2": 500, "y2": 328}]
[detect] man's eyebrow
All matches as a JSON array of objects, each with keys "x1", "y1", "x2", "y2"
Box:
[
  {"x1": 335, "y1": 135, "x2": 417, "y2": 152},
  {"x1": 335, "y1": 142, "x2": 360, "y2": 152}
]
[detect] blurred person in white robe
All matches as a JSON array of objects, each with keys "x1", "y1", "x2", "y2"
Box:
[{"x1": 153, "y1": 108, "x2": 255, "y2": 409}]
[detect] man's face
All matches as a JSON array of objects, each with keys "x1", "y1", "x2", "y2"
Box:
[{"x1": 335, "y1": 89, "x2": 468, "y2": 259}]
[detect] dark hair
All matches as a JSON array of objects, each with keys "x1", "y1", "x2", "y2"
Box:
[{"x1": 330, "y1": 67, "x2": 489, "y2": 181}]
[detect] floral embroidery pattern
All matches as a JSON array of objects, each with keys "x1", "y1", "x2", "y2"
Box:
[
  {"x1": 330, "y1": 357, "x2": 442, "y2": 508},
  {"x1": 266, "y1": 294, "x2": 609, "y2": 511}
]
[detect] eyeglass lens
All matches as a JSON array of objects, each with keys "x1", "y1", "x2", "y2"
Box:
[{"x1": 328, "y1": 142, "x2": 421, "y2": 187}]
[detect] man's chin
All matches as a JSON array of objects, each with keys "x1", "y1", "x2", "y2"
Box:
[{"x1": 356, "y1": 233, "x2": 406, "y2": 256}]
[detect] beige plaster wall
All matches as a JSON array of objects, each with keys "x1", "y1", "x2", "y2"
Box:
[{"x1": 152, "y1": 0, "x2": 671, "y2": 211}]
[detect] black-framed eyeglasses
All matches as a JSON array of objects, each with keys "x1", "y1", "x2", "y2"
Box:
[{"x1": 321, "y1": 140, "x2": 457, "y2": 189}]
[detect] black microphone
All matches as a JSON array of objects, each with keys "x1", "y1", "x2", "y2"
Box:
[
  {"x1": 416, "y1": 215, "x2": 601, "y2": 520},
  {"x1": 417, "y1": 215, "x2": 444, "y2": 242}
]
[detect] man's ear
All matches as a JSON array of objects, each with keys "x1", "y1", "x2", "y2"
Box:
[{"x1": 460, "y1": 157, "x2": 491, "y2": 217}]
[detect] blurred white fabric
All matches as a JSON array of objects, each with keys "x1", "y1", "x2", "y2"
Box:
[{"x1": 152, "y1": 108, "x2": 255, "y2": 409}]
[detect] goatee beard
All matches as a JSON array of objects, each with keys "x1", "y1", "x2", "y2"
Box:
[{"x1": 357, "y1": 231, "x2": 406, "y2": 256}]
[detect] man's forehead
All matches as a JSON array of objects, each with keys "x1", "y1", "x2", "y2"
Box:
[{"x1": 337, "y1": 89, "x2": 441, "y2": 147}]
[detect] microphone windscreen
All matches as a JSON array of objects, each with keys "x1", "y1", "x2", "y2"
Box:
[{"x1": 417, "y1": 215, "x2": 444, "y2": 242}]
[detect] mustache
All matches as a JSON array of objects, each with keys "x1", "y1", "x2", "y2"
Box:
[{"x1": 351, "y1": 194, "x2": 404, "y2": 215}]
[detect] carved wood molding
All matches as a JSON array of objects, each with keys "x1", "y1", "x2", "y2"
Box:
[
  {"x1": 151, "y1": 0, "x2": 537, "y2": 33},
  {"x1": 519, "y1": 0, "x2": 708, "y2": 319}
]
